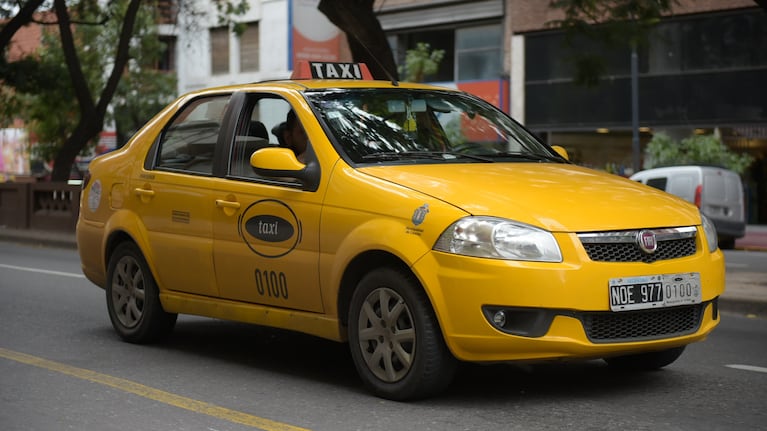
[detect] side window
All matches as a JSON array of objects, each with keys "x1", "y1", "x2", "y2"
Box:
[
  {"x1": 229, "y1": 96, "x2": 309, "y2": 180},
  {"x1": 156, "y1": 95, "x2": 231, "y2": 175},
  {"x1": 646, "y1": 177, "x2": 668, "y2": 191}
]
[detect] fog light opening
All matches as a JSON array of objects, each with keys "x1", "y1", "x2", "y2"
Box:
[{"x1": 492, "y1": 310, "x2": 507, "y2": 328}]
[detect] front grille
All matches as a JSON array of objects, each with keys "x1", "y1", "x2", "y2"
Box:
[
  {"x1": 578, "y1": 227, "x2": 698, "y2": 263},
  {"x1": 583, "y1": 237, "x2": 696, "y2": 263},
  {"x1": 581, "y1": 304, "x2": 704, "y2": 343}
]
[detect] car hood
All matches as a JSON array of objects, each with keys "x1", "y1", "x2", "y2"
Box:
[{"x1": 358, "y1": 163, "x2": 701, "y2": 232}]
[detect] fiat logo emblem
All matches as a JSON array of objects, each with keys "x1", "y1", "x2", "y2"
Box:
[{"x1": 637, "y1": 230, "x2": 658, "y2": 254}]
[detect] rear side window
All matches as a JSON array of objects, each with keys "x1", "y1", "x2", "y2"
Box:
[
  {"x1": 645, "y1": 177, "x2": 668, "y2": 191},
  {"x1": 154, "y1": 95, "x2": 232, "y2": 175}
]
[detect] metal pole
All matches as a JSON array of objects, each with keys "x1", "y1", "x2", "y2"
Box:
[{"x1": 631, "y1": 44, "x2": 640, "y2": 173}]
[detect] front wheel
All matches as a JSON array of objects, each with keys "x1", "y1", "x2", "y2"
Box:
[
  {"x1": 348, "y1": 267, "x2": 456, "y2": 400},
  {"x1": 106, "y1": 242, "x2": 177, "y2": 344},
  {"x1": 604, "y1": 346, "x2": 686, "y2": 371}
]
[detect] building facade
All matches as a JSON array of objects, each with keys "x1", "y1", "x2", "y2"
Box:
[
  {"x1": 506, "y1": 0, "x2": 766, "y2": 223},
  {"x1": 165, "y1": 0, "x2": 767, "y2": 222}
]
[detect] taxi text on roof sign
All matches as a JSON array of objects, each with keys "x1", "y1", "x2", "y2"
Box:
[{"x1": 290, "y1": 61, "x2": 373, "y2": 80}]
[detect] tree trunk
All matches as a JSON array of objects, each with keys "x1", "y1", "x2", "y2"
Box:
[
  {"x1": 317, "y1": 0, "x2": 398, "y2": 81},
  {"x1": 49, "y1": 0, "x2": 142, "y2": 181},
  {"x1": 51, "y1": 122, "x2": 99, "y2": 181}
]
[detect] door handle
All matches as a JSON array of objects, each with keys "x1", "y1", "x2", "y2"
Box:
[
  {"x1": 134, "y1": 187, "x2": 155, "y2": 203},
  {"x1": 215, "y1": 199, "x2": 241, "y2": 217},
  {"x1": 215, "y1": 199, "x2": 241, "y2": 209},
  {"x1": 134, "y1": 188, "x2": 155, "y2": 197}
]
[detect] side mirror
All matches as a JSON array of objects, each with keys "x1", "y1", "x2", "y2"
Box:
[
  {"x1": 250, "y1": 147, "x2": 320, "y2": 191},
  {"x1": 551, "y1": 145, "x2": 569, "y2": 161}
]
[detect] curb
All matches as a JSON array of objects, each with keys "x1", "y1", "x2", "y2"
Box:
[
  {"x1": 735, "y1": 246, "x2": 767, "y2": 252},
  {"x1": 718, "y1": 297, "x2": 767, "y2": 317},
  {"x1": 0, "y1": 230, "x2": 77, "y2": 250}
]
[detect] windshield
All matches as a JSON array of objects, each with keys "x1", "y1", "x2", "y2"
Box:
[{"x1": 305, "y1": 89, "x2": 563, "y2": 165}]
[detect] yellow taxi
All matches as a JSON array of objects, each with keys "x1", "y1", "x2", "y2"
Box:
[{"x1": 77, "y1": 62, "x2": 725, "y2": 400}]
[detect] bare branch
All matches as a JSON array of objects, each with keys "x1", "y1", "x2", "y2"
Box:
[{"x1": 0, "y1": 0, "x2": 46, "y2": 55}]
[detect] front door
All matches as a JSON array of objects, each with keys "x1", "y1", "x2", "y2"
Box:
[{"x1": 211, "y1": 95, "x2": 324, "y2": 312}]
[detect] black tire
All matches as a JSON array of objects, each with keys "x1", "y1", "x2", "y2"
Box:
[
  {"x1": 348, "y1": 267, "x2": 457, "y2": 400},
  {"x1": 604, "y1": 346, "x2": 686, "y2": 371},
  {"x1": 106, "y1": 242, "x2": 177, "y2": 344}
]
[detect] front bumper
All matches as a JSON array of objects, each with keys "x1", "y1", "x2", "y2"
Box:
[{"x1": 412, "y1": 231, "x2": 725, "y2": 363}]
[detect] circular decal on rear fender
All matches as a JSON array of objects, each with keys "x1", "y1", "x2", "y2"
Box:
[{"x1": 238, "y1": 199, "x2": 301, "y2": 258}]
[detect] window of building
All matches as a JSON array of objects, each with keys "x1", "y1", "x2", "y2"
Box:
[
  {"x1": 456, "y1": 24, "x2": 502, "y2": 81},
  {"x1": 157, "y1": 35, "x2": 176, "y2": 72},
  {"x1": 650, "y1": 11, "x2": 767, "y2": 74},
  {"x1": 389, "y1": 23, "x2": 503, "y2": 83},
  {"x1": 210, "y1": 27, "x2": 229, "y2": 75},
  {"x1": 391, "y1": 29, "x2": 454, "y2": 82},
  {"x1": 239, "y1": 22, "x2": 259, "y2": 72}
]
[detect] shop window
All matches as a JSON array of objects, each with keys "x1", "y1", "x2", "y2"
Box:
[
  {"x1": 456, "y1": 24, "x2": 502, "y2": 81},
  {"x1": 391, "y1": 29, "x2": 455, "y2": 82},
  {"x1": 390, "y1": 23, "x2": 504, "y2": 83}
]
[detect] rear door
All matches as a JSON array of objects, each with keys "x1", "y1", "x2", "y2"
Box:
[
  {"x1": 136, "y1": 93, "x2": 232, "y2": 297},
  {"x1": 703, "y1": 168, "x2": 744, "y2": 223},
  {"x1": 667, "y1": 171, "x2": 697, "y2": 203}
]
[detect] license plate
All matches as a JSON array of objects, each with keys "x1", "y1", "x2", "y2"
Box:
[{"x1": 609, "y1": 273, "x2": 701, "y2": 311}]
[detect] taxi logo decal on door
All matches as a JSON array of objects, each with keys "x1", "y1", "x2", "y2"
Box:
[
  {"x1": 238, "y1": 199, "x2": 302, "y2": 258},
  {"x1": 246, "y1": 215, "x2": 294, "y2": 242}
]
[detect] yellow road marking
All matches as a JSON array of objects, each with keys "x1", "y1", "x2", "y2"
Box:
[{"x1": 0, "y1": 347, "x2": 311, "y2": 431}]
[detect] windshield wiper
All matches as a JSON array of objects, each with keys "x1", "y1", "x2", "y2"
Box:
[
  {"x1": 362, "y1": 151, "x2": 493, "y2": 163},
  {"x1": 492, "y1": 152, "x2": 565, "y2": 163}
]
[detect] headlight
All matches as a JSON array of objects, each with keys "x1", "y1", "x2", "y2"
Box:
[
  {"x1": 434, "y1": 217, "x2": 562, "y2": 262},
  {"x1": 700, "y1": 212, "x2": 718, "y2": 253}
]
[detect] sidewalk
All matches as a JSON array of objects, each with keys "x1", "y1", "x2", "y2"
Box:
[
  {"x1": 735, "y1": 224, "x2": 767, "y2": 251},
  {"x1": 1, "y1": 225, "x2": 766, "y2": 316}
]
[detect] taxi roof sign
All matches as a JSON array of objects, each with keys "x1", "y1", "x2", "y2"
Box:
[{"x1": 291, "y1": 61, "x2": 373, "y2": 80}]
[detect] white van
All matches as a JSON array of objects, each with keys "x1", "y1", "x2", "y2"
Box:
[{"x1": 630, "y1": 165, "x2": 746, "y2": 248}]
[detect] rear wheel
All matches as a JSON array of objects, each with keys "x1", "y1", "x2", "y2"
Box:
[
  {"x1": 604, "y1": 346, "x2": 686, "y2": 371},
  {"x1": 106, "y1": 242, "x2": 177, "y2": 343},
  {"x1": 348, "y1": 267, "x2": 456, "y2": 400}
]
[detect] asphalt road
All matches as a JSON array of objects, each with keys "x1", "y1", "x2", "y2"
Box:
[{"x1": 1, "y1": 242, "x2": 766, "y2": 431}]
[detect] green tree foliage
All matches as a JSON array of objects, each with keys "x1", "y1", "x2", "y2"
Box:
[
  {"x1": 643, "y1": 132, "x2": 754, "y2": 174},
  {"x1": 547, "y1": 0, "x2": 677, "y2": 86},
  {"x1": 13, "y1": 13, "x2": 103, "y2": 163},
  {"x1": 400, "y1": 42, "x2": 444, "y2": 83},
  {"x1": 5, "y1": 0, "x2": 175, "y2": 164},
  {"x1": 108, "y1": 4, "x2": 177, "y2": 147},
  {"x1": 1, "y1": 0, "x2": 243, "y2": 181}
]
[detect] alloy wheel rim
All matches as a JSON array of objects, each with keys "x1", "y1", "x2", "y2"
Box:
[
  {"x1": 111, "y1": 256, "x2": 146, "y2": 328},
  {"x1": 357, "y1": 287, "x2": 416, "y2": 382}
]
